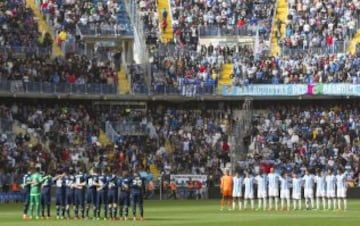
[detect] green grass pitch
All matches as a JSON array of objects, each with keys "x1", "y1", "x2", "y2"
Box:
[{"x1": 0, "y1": 200, "x2": 360, "y2": 226}]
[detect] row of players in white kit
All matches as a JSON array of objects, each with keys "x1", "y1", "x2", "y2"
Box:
[{"x1": 231, "y1": 168, "x2": 348, "y2": 211}]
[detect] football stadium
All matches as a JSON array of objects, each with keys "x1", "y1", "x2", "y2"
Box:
[{"x1": 0, "y1": 0, "x2": 360, "y2": 226}]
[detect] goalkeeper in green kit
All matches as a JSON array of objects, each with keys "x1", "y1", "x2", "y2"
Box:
[{"x1": 28, "y1": 167, "x2": 48, "y2": 219}]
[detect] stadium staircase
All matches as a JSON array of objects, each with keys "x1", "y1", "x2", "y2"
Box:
[
  {"x1": 218, "y1": 64, "x2": 233, "y2": 93},
  {"x1": 270, "y1": 0, "x2": 288, "y2": 56},
  {"x1": 26, "y1": 0, "x2": 63, "y2": 57},
  {"x1": 347, "y1": 31, "x2": 360, "y2": 54},
  {"x1": 149, "y1": 164, "x2": 160, "y2": 179},
  {"x1": 12, "y1": 124, "x2": 40, "y2": 146},
  {"x1": 157, "y1": 0, "x2": 173, "y2": 43},
  {"x1": 118, "y1": 65, "x2": 130, "y2": 94},
  {"x1": 99, "y1": 129, "x2": 112, "y2": 147}
]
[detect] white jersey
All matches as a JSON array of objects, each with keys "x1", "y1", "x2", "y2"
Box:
[
  {"x1": 268, "y1": 173, "x2": 280, "y2": 196},
  {"x1": 314, "y1": 174, "x2": 326, "y2": 197},
  {"x1": 292, "y1": 177, "x2": 302, "y2": 200},
  {"x1": 325, "y1": 174, "x2": 336, "y2": 198},
  {"x1": 232, "y1": 176, "x2": 244, "y2": 197},
  {"x1": 243, "y1": 176, "x2": 255, "y2": 199},
  {"x1": 280, "y1": 176, "x2": 291, "y2": 199},
  {"x1": 255, "y1": 175, "x2": 267, "y2": 198},
  {"x1": 336, "y1": 173, "x2": 347, "y2": 198},
  {"x1": 303, "y1": 174, "x2": 314, "y2": 198}
]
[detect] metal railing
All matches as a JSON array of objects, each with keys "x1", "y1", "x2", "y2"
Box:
[
  {"x1": 198, "y1": 25, "x2": 255, "y2": 37},
  {"x1": 111, "y1": 121, "x2": 147, "y2": 135},
  {"x1": 105, "y1": 121, "x2": 122, "y2": 143},
  {"x1": 279, "y1": 41, "x2": 348, "y2": 56},
  {"x1": 0, "y1": 81, "x2": 117, "y2": 95},
  {"x1": 76, "y1": 24, "x2": 133, "y2": 37}
]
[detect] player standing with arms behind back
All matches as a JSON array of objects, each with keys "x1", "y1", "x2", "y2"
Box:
[
  {"x1": 243, "y1": 171, "x2": 255, "y2": 210},
  {"x1": 22, "y1": 170, "x2": 31, "y2": 219},
  {"x1": 118, "y1": 171, "x2": 131, "y2": 221},
  {"x1": 325, "y1": 169, "x2": 336, "y2": 210},
  {"x1": 336, "y1": 168, "x2": 348, "y2": 211},
  {"x1": 314, "y1": 169, "x2": 326, "y2": 210},
  {"x1": 267, "y1": 168, "x2": 280, "y2": 211},
  {"x1": 28, "y1": 167, "x2": 43, "y2": 220},
  {"x1": 131, "y1": 169, "x2": 146, "y2": 221},
  {"x1": 232, "y1": 171, "x2": 243, "y2": 210},
  {"x1": 303, "y1": 169, "x2": 315, "y2": 210},
  {"x1": 220, "y1": 169, "x2": 233, "y2": 211},
  {"x1": 255, "y1": 171, "x2": 267, "y2": 211},
  {"x1": 292, "y1": 172, "x2": 302, "y2": 210},
  {"x1": 279, "y1": 171, "x2": 291, "y2": 211}
]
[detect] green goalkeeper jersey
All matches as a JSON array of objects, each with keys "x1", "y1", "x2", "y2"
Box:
[{"x1": 30, "y1": 172, "x2": 42, "y2": 195}]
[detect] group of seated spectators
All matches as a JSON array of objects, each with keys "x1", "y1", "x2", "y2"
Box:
[
  {"x1": 277, "y1": 0, "x2": 360, "y2": 52},
  {"x1": 231, "y1": 50, "x2": 360, "y2": 85},
  {"x1": 0, "y1": 53, "x2": 117, "y2": 85},
  {"x1": 170, "y1": 0, "x2": 275, "y2": 46},
  {"x1": 0, "y1": 0, "x2": 52, "y2": 53},
  {"x1": 37, "y1": 0, "x2": 132, "y2": 35}
]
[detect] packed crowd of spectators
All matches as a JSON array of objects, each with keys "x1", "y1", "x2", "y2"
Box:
[
  {"x1": 37, "y1": 0, "x2": 132, "y2": 35},
  {"x1": 247, "y1": 102, "x2": 360, "y2": 181},
  {"x1": 0, "y1": 0, "x2": 52, "y2": 52},
  {"x1": 170, "y1": 0, "x2": 275, "y2": 46},
  {"x1": 0, "y1": 53, "x2": 117, "y2": 85},
  {"x1": 1, "y1": 101, "x2": 360, "y2": 195},
  {"x1": 230, "y1": 51, "x2": 360, "y2": 85},
  {"x1": 277, "y1": 0, "x2": 360, "y2": 52}
]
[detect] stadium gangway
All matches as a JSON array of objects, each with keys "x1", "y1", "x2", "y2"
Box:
[{"x1": 0, "y1": 81, "x2": 117, "y2": 95}]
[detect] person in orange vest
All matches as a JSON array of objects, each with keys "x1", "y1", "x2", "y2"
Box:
[
  {"x1": 220, "y1": 169, "x2": 233, "y2": 210},
  {"x1": 146, "y1": 180, "x2": 155, "y2": 199},
  {"x1": 187, "y1": 178, "x2": 194, "y2": 199},
  {"x1": 168, "y1": 180, "x2": 177, "y2": 199},
  {"x1": 162, "y1": 180, "x2": 169, "y2": 199}
]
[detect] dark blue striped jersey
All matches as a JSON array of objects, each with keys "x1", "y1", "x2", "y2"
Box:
[
  {"x1": 131, "y1": 174, "x2": 145, "y2": 194},
  {"x1": 74, "y1": 173, "x2": 85, "y2": 190},
  {"x1": 97, "y1": 174, "x2": 108, "y2": 191},
  {"x1": 86, "y1": 174, "x2": 97, "y2": 189},
  {"x1": 64, "y1": 175, "x2": 75, "y2": 191},
  {"x1": 108, "y1": 175, "x2": 118, "y2": 191},
  {"x1": 119, "y1": 176, "x2": 131, "y2": 192},
  {"x1": 22, "y1": 174, "x2": 31, "y2": 192}
]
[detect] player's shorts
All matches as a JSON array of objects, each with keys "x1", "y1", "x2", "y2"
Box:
[
  {"x1": 257, "y1": 190, "x2": 267, "y2": 199},
  {"x1": 326, "y1": 190, "x2": 335, "y2": 198},
  {"x1": 268, "y1": 188, "x2": 279, "y2": 197},
  {"x1": 280, "y1": 189, "x2": 290, "y2": 199},
  {"x1": 244, "y1": 191, "x2": 254, "y2": 199},
  {"x1": 292, "y1": 192, "x2": 301, "y2": 200},
  {"x1": 336, "y1": 188, "x2": 346, "y2": 198},
  {"x1": 222, "y1": 190, "x2": 232, "y2": 197},
  {"x1": 316, "y1": 189, "x2": 326, "y2": 197},
  {"x1": 304, "y1": 189, "x2": 314, "y2": 198},
  {"x1": 232, "y1": 190, "x2": 242, "y2": 198}
]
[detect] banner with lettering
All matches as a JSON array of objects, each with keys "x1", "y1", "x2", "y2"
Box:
[
  {"x1": 169, "y1": 174, "x2": 208, "y2": 187},
  {"x1": 221, "y1": 84, "x2": 360, "y2": 96}
]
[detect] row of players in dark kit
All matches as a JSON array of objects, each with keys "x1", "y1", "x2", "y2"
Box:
[{"x1": 22, "y1": 167, "x2": 146, "y2": 221}]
